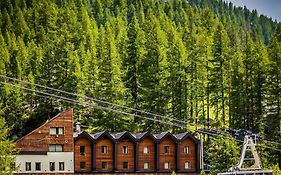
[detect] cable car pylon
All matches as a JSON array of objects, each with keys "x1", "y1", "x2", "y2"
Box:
[{"x1": 218, "y1": 134, "x2": 273, "y2": 175}]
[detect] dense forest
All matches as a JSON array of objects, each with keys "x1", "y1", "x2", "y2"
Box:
[{"x1": 0, "y1": 0, "x2": 280, "y2": 172}]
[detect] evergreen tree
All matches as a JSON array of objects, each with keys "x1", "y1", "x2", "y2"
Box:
[
  {"x1": 206, "y1": 134, "x2": 239, "y2": 175},
  {"x1": 266, "y1": 23, "x2": 281, "y2": 167},
  {"x1": 209, "y1": 22, "x2": 230, "y2": 126},
  {"x1": 0, "y1": 117, "x2": 16, "y2": 174},
  {"x1": 141, "y1": 10, "x2": 170, "y2": 131}
]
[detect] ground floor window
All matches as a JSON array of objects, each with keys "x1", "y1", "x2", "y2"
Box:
[
  {"x1": 80, "y1": 162, "x2": 86, "y2": 170},
  {"x1": 59, "y1": 162, "x2": 65, "y2": 171},
  {"x1": 102, "y1": 162, "x2": 108, "y2": 170},
  {"x1": 164, "y1": 162, "x2": 169, "y2": 169},
  {"x1": 144, "y1": 162, "x2": 149, "y2": 169},
  {"x1": 123, "y1": 162, "x2": 129, "y2": 169},
  {"x1": 35, "y1": 162, "x2": 41, "y2": 171},
  {"x1": 50, "y1": 162, "x2": 55, "y2": 171},
  {"x1": 25, "y1": 162, "x2": 31, "y2": 171},
  {"x1": 185, "y1": 162, "x2": 190, "y2": 169}
]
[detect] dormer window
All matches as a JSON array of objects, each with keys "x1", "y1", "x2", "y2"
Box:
[{"x1": 50, "y1": 127, "x2": 64, "y2": 135}]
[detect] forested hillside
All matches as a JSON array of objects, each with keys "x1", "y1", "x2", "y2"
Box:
[{"x1": 0, "y1": 0, "x2": 280, "y2": 169}]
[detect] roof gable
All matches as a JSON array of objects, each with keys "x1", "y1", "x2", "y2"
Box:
[
  {"x1": 16, "y1": 108, "x2": 74, "y2": 152},
  {"x1": 135, "y1": 132, "x2": 157, "y2": 142},
  {"x1": 91, "y1": 131, "x2": 115, "y2": 142},
  {"x1": 113, "y1": 131, "x2": 136, "y2": 142},
  {"x1": 154, "y1": 132, "x2": 177, "y2": 143},
  {"x1": 75, "y1": 131, "x2": 95, "y2": 142},
  {"x1": 174, "y1": 132, "x2": 198, "y2": 143}
]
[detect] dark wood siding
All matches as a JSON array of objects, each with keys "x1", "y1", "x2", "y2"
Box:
[
  {"x1": 138, "y1": 137, "x2": 156, "y2": 171},
  {"x1": 74, "y1": 138, "x2": 92, "y2": 171},
  {"x1": 116, "y1": 140, "x2": 135, "y2": 171},
  {"x1": 15, "y1": 109, "x2": 74, "y2": 152},
  {"x1": 95, "y1": 138, "x2": 114, "y2": 171},
  {"x1": 159, "y1": 138, "x2": 176, "y2": 170},
  {"x1": 179, "y1": 139, "x2": 196, "y2": 171}
]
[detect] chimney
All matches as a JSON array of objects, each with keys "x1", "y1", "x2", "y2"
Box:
[{"x1": 76, "y1": 122, "x2": 81, "y2": 132}]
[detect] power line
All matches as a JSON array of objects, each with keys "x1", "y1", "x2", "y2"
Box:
[
  {"x1": 257, "y1": 144, "x2": 281, "y2": 152},
  {"x1": 0, "y1": 81, "x2": 186, "y2": 128},
  {"x1": 2, "y1": 79, "x2": 281, "y2": 152},
  {"x1": 0, "y1": 74, "x2": 195, "y2": 126}
]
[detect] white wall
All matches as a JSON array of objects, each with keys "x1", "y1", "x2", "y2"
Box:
[{"x1": 15, "y1": 152, "x2": 74, "y2": 173}]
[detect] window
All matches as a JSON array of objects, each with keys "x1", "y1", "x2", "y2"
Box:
[
  {"x1": 25, "y1": 162, "x2": 31, "y2": 171},
  {"x1": 80, "y1": 162, "x2": 86, "y2": 170},
  {"x1": 50, "y1": 162, "x2": 55, "y2": 171},
  {"x1": 123, "y1": 162, "x2": 128, "y2": 169},
  {"x1": 35, "y1": 162, "x2": 41, "y2": 171},
  {"x1": 50, "y1": 127, "x2": 64, "y2": 135},
  {"x1": 184, "y1": 146, "x2": 189, "y2": 155},
  {"x1": 101, "y1": 146, "x2": 107, "y2": 154},
  {"x1": 101, "y1": 162, "x2": 107, "y2": 170},
  {"x1": 164, "y1": 162, "x2": 169, "y2": 169},
  {"x1": 143, "y1": 147, "x2": 149, "y2": 154},
  {"x1": 164, "y1": 146, "x2": 169, "y2": 154},
  {"x1": 59, "y1": 162, "x2": 65, "y2": 171},
  {"x1": 185, "y1": 162, "x2": 190, "y2": 169},
  {"x1": 122, "y1": 146, "x2": 128, "y2": 154},
  {"x1": 49, "y1": 144, "x2": 63, "y2": 152},
  {"x1": 80, "y1": 146, "x2": 85, "y2": 155},
  {"x1": 144, "y1": 162, "x2": 149, "y2": 169}
]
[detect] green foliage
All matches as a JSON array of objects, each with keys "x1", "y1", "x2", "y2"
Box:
[
  {"x1": 206, "y1": 134, "x2": 240, "y2": 175},
  {"x1": 0, "y1": 0, "x2": 280, "y2": 169},
  {"x1": 0, "y1": 117, "x2": 16, "y2": 174}
]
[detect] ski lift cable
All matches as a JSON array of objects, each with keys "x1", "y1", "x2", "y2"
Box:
[
  {"x1": 0, "y1": 74, "x2": 194, "y2": 126},
  {"x1": 0, "y1": 81, "x2": 185, "y2": 128},
  {"x1": 2, "y1": 80, "x2": 281, "y2": 151}
]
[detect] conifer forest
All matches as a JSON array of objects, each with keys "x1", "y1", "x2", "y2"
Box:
[{"x1": 0, "y1": 0, "x2": 281, "y2": 173}]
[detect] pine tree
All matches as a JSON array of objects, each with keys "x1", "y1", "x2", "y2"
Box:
[
  {"x1": 266, "y1": 23, "x2": 281, "y2": 145},
  {"x1": 141, "y1": 10, "x2": 170, "y2": 131},
  {"x1": 126, "y1": 15, "x2": 146, "y2": 112},
  {"x1": 209, "y1": 22, "x2": 230, "y2": 126},
  {"x1": 0, "y1": 117, "x2": 16, "y2": 174}
]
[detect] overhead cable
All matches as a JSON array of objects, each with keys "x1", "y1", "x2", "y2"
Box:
[
  {"x1": 0, "y1": 81, "x2": 185, "y2": 128},
  {"x1": 0, "y1": 74, "x2": 194, "y2": 126}
]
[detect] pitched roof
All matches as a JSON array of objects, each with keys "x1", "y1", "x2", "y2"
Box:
[
  {"x1": 135, "y1": 132, "x2": 148, "y2": 140},
  {"x1": 91, "y1": 131, "x2": 115, "y2": 142},
  {"x1": 174, "y1": 132, "x2": 199, "y2": 143},
  {"x1": 91, "y1": 131, "x2": 106, "y2": 139},
  {"x1": 74, "y1": 131, "x2": 95, "y2": 142},
  {"x1": 153, "y1": 132, "x2": 177, "y2": 143},
  {"x1": 16, "y1": 108, "x2": 73, "y2": 144},
  {"x1": 112, "y1": 131, "x2": 136, "y2": 141},
  {"x1": 111, "y1": 131, "x2": 127, "y2": 139},
  {"x1": 153, "y1": 132, "x2": 169, "y2": 140},
  {"x1": 135, "y1": 132, "x2": 157, "y2": 142}
]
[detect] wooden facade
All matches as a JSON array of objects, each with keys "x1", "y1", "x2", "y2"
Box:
[
  {"x1": 14, "y1": 109, "x2": 201, "y2": 175},
  {"x1": 156, "y1": 133, "x2": 177, "y2": 171},
  {"x1": 136, "y1": 132, "x2": 156, "y2": 172},
  {"x1": 114, "y1": 132, "x2": 136, "y2": 172},
  {"x1": 94, "y1": 132, "x2": 115, "y2": 172},
  {"x1": 74, "y1": 134, "x2": 93, "y2": 172},
  {"x1": 15, "y1": 108, "x2": 74, "y2": 152},
  {"x1": 176, "y1": 133, "x2": 198, "y2": 172}
]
